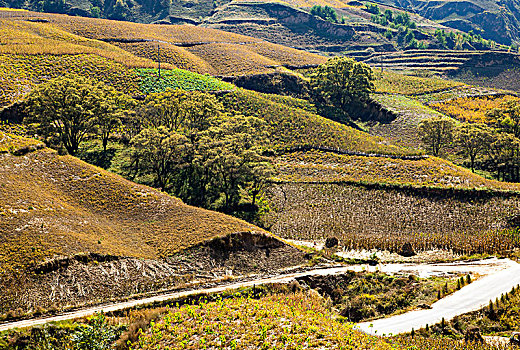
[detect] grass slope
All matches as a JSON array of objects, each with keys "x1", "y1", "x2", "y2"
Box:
[
  {"x1": 273, "y1": 151, "x2": 520, "y2": 191},
  {"x1": 221, "y1": 89, "x2": 416, "y2": 156},
  {"x1": 0, "y1": 138, "x2": 265, "y2": 312},
  {"x1": 133, "y1": 291, "x2": 398, "y2": 349}
]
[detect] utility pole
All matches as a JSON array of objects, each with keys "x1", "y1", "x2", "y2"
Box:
[{"x1": 157, "y1": 44, "x2": 161, "y2": 80}]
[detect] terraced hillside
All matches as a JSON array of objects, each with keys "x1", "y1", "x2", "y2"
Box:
[
  {"x1": 0, "y1": 9, "x2": 325, "y2": 88},
  {"x1": 349, "y1": 49, "x2": 520, "y2": 76},
  {"x1": 264, "y1": 150, "x2": 520, "y2": 256},
  {"x1": 0, "y1": 136, "x2": 306, "y2": 316}
]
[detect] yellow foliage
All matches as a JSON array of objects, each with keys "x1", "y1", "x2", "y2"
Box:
[{"x1": 430, "y1": 95, "x2": 520, "y2": 123}]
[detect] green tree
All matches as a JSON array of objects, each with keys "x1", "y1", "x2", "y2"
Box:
[
  {"x1": 487, "y1": 100, "x2": 520, "y2": 137},
  {"x1": 418, "y1": 117, "x2": 455, "y2": 156},
  {"x1": 310, "y1": 5, "x2": 338, "y2": 23},
  {"x1": 485, "y1": 131, "x2": 520, "y2": 181},
  {"x1": 131, "y1": 126, "x2": 191, "y2": 191},
  {"x1": 454, "y1": 123, "x2": 493, "y2": 172},
  {"x1": 24, "y1": 75, "x2": 131, "y2": 155},
  {"x1": 200, "y1": 115, "x2": 271, "y2": 210},
  {"x1": 310, "y1": 57, "x2": 374, "y2": 118},
  {"x1": 138, "y1": 88, "x2": 223, "y2": 133}
]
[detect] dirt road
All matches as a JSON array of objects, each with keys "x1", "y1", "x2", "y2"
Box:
[
  {"x1": 1, "y1": 258, "x2": 518, "y2": 333},
  {"x1": 357, "y1": 259, "x2": 520, "y2": 335}
]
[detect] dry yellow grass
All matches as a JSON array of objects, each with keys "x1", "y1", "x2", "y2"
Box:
[
  {"x1": 0, "y1": 145, "x2": 262, "y2": 278},
  {"x1": 0, "y1": 9, "x2": 325, "y2": 76},
  {"x1": 273, "y1": 151, "x2": 520, "y2": 191},
  {"x1": 0, "y1": 19, "x2": 160, "y2": 68}
]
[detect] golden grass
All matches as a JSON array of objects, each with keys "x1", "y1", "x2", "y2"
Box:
[
  {"x1": 185, "y1": 43, "x2": 280, "y2": 76},
  {"x1": 274, "y1": 150, "x2": 520, "y2": 191},
  {"x1": 0, "y1": 147, "x2": 262, "y2": 277},
  {"x1": 133, "y1": 291, "x2": 398, "y2": 350},
  {"x1": 430, "y1": 94, "x2": 520, "y2": 123},
  {"x1": 374, "y1": 71, "x2": 464, "y2": 95},
  {"x1": 114, "y1": 41, "x2": 214, "y2": 74},
  {"x1": 0, "y1": 9, "x2": 325, "y2": 76},
  {"x1": 0, "y1": 19, "x2": 160, "y2": 68}
]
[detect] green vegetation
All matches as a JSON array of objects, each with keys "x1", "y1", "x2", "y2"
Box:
[
  {"x1": 132, "y1": 291, "x2": 397, "y2": 350},
  {"x1": 24, "y1": 75, "x2": 134, "y2": 155},
  {"x1": 310, "y1": 5, "x2": 342, "y2": 23},
  {"x1": 0, "y1": 145, "x2": 261, "y2": 313},
  {"x1": 434, "y1": 29, "x2": 494, "y2": 50},
  {"x1": 135, "y1": 68, "x2": 235, "y2": 94},
  {"x1": 0, "y1": 313, "x2": 123, "y2": 350},
  {"x1": 420, "y1": 99, "x2": 520, "y2": 182},
  {"x1": 374, "y1": 72, "x2": 463, "y2": 95},
  {"x1": 368, "y1": 5, "x2": 426, "y2": 49},
  {"x1": 310, "y1": 57, "x2": 375, "y2": 121}
]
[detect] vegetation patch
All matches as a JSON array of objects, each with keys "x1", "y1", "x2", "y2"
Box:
[
  {"x1": 430, "y1": 95, "x2": 520, "y2": 124},
  {"x1": 132, "y1": 291, "x2": 397, "y2": 349},
  {"x1": 296, "y1": 271, "x2": 462, "y2": 322},
  {"x1": 135, "y1": 68, "x2": 235, "y2": 94}
]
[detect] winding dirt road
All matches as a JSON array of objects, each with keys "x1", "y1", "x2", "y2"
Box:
[
  {"x1": 1, "y1": 258, "x2": 518, "y2": 333},
  {"x1": 357, "y1": 258, "x2": 520, "y2": 335}
]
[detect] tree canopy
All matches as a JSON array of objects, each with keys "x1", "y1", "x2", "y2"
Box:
[
  {"x1": 418, "y1": 117, "x2": 455, "y2": 156},
  {"x1": 310, "y1": 57, "x2": 375, "y2": 120},
  {"x1": 24, "y1": 75, "x2": 133, "y2": 155}
]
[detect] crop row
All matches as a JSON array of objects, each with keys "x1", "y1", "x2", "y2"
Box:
[
  {"x1": 273, "y1": 151, "x2": 520, "y2": 191},
  {"x1": 265, "y1": 182, "x2": 520, "y2": 255}
]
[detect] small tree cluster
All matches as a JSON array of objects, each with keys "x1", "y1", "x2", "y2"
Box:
[
  {"x1": 24, "y1": 75, "x2": 134, "y2": 155},
  {"x1": 310, "y1": 5, "x2": 343, "y2": 23}
]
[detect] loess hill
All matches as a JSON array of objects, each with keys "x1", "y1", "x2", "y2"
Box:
[
  {"x1": 0, "y1": 137, "x2": 307, "y2": 316},
  {"x1": 0, "y1": 9, "x2": 325, "y2": 74}
]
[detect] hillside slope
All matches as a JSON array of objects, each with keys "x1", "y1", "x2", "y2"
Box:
[
  {"x1": 0, "y1": 138, "x2": 306, "y2": 316},
  {"x1": 0, "y1": 9, "x2": 325, "y2": 76}
]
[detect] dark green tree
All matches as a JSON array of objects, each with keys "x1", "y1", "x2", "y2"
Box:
[
  {"x1": 24, "y1": 75, "x2": 132, "y2": 155},
  {"x1": 310, "y1": 57, "x2": 374, "y2": 119}
]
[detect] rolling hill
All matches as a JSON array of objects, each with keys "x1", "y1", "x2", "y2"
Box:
[
  {"x1": 0, "y1": 136, "x2": 306, "y2": 317},
  {"x1": 0, "y1": 8, "x2": 325, "y2": 107}
]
